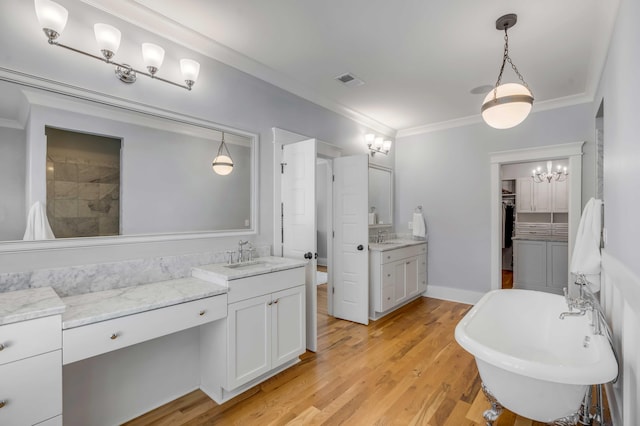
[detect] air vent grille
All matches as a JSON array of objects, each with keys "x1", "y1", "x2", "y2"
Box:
[{"x1": 335, "y1": 72, "x2": 365, "y2": 87}]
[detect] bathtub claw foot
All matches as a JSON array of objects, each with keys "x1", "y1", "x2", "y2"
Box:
[
  {"x1": 481, "y1": 383, "x2": 504, "y2": 426},
  {"x1": 549, "y1": 412, "x2": 580, "y2": 425}
]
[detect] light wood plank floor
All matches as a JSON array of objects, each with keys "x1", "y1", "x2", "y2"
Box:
[{"x1": 125, "y1": 289, "x2": 556, "y2": 425}]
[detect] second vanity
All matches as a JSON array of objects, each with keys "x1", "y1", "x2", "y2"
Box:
[
  {"x1": 0, "y1": 256, "x2": 306, "y2": 425},
  {"x1": 369, "y1": 239, "x2": 427, "y2": 320}
]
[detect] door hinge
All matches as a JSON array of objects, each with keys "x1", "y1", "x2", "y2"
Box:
[
  {"x1": 332, "y1": 174, "x2": 335, "y2": 182},
  {"x1": 332, "y1": 230, "x2": 335, "y2": 238},
  {"x1": 332, "y1": 286, "x2": 335, "y2": 294},
  {"x1": 280, "y1": 202, "x2": 284, "y2": 244},
  {"x1": 281, "y1": 162, "x2": 287, "y2": 174}
]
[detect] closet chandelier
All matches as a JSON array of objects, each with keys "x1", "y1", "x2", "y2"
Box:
[
  {"x1": 481, "y1": 14, "x2": 534, "y2": 129},
  {"x1": 212, "y1": 132, "x2": 234, "y2": 176},
  {"x1": 34, "y1": 0, "x2": 200, "y2": 90},
  {"x1": 532, "y1": 161, "x2": 568, "y2": 183},
  {"x1": 365, "y1": 133, "x2": 392, "y2": 156}
]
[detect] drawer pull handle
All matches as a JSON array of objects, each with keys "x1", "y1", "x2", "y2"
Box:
[
  {"x1": 387, "y1": 274, "x2": 391, "y2": 277},
  {"x1": 110, "y1": 333, "x2": 119, "y2": 340},
  {"x1": 0, "y1": 343, "x2": 4, "y2": 351},
  {"x1": 273, "y1": 299, "x2": 279, "y2": 304},
  {"x1": 199, "y1": 310, "x2": 206, "y2": 316},
  {"x1": 0, "y1": 400, "x2": 6, "y2": 409},
  {"x1": 387, "y1": 256, "x2": 391, "y2": 259}
]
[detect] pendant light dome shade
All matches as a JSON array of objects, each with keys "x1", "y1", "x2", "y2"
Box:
[
  {"x1": 481, "y1": 83, "x2": 533, "y2": 129},
  {"x1": 212, "y1": 132, "x2": 234, "y2": 176}
]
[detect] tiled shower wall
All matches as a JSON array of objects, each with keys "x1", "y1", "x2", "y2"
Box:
[{"x1": 46, "y1": 127, "x2": 121, "y2": 238}]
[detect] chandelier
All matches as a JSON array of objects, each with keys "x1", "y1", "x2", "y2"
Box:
[
  {"x1": 531, "y1": 161, "x2": 568, "y2": 183},
  {"x1": 212, "y1": 132, "x2": 234, "y2": 176},
  {"x1": 34, "y1": 0, "x2": 200, "y2": 90},
  {"x1": 481, "y1": 14, "x2": 534, "y2": 129}
]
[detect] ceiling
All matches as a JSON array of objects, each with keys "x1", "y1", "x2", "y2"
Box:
[{"x1": 83, "y1": 1, "x2": 619, "y2": 136}]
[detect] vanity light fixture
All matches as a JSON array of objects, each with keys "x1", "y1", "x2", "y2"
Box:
[
  {"x1": 532, "y1": 161, "x2": 568, "y2": 183},
  {"x1": 366, "y1": 133, "x2": 392, "y2": 156},
  {"x1": 212, "y1": 132, "x2": 234, "y2": 176},
  {"x1": 481, "y1": 14, "x2": 534, "y2": 129},
  {"x1": 34, "y1": 0, "x2": 200, "y2": 90}
]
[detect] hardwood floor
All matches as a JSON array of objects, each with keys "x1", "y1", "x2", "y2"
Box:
[
  {"x1": 502, "y1": 270, "x2": 513, "y2": 289},
  {"x1": 125, "y1": 291, "x2": 555, "y2": 426}
]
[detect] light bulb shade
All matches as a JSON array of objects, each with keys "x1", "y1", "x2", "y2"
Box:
[
  {"x1": 382, "y1": 140, "x2": 392, "y2": 151},
  {"x1": 374, "y1": 137, "x2": 383, "y2": 149},
  {"x1": 481, "y1": 83, "x2": 533, "y2": 129},
  {"x1": 212, "y1": 155, "x2": 233, "y2": 176},
  {"x1": 365, "y1": 133, "x2": 375, "y2": 144},
  {"x1": 35, "y1": 0, "x2": 68, "y2": 37},
  {"x1": 141, "y1": 43, "x2": 165, "y2": 72},
  {"x1": 180, "y1": 59, "x2": 200, "y2": 84},
  {"x1": 94, "y1": 23, "x2": 121, "y2": 58}
]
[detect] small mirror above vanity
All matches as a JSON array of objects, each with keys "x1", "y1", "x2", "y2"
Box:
[{"x1": 368, "y1": 164, "x2": 393, "y2": 227}]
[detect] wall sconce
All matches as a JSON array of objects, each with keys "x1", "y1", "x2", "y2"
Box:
[
  {"x1": 34, "y1": 0, "x2": 200, "y2": 90},
  {"x1": 212, "y1": 132, "x2": 234, "y2": 176},
  {"x1": 366, "y1": 133, "x2": 392, "y2": 156}
]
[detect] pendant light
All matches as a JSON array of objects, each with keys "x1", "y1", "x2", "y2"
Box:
[
  {"x1": 212, "y1": 132, "x2": 234, "y2": 176},
  {"x1": 481, "y1": 14, "x2": 534, "y2": 129}
]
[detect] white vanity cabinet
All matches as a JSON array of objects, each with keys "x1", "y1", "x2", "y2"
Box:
[
  {"x1": 0, "y1": 315, "x2": 63, "y2": 426},
  {"x1": 513, "y1": 239, "x2": 568, "y2": 294},
  {"x1": 198, "y1": 263, "x2": 306, "y2": 404},
  {"x1": 369, "y1": 242, "x2": 427, "y2": 319},
  {"x1": 227, "y1": 285, "x2": 304, "y2": 389}
]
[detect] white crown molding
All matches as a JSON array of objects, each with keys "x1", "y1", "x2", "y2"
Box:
[
  {"x1": 81, "y1": 0, "x2": 397, "y2": 137},
  {"x1": 397, "y1": 92, "x2": 595, "y2": 138},
  {"x1": 0, "y1": 117, "x2": 23, "y2": 130}
]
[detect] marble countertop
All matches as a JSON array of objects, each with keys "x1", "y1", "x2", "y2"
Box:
[
  {"x1": 512, "y1": 235, "x2": 568, "y2": 242},
  {"x1": 192, "y1": 256, "x2": 307, "y2": 285},
  {"x1": 0, "y1": 287, "x2": 66, "y2": 326},
  {"x1": 61, "y1": 277, "x2": 228, "y2": 329},
  {"x1": 369, "y1": 239, "x2": 427, "y2": 252}
]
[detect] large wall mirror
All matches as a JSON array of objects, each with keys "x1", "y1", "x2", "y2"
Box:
[
  {"x1": 0, "y1": 76, "x2": 257, "y2": 249},
  {"x1": 368, "y1": 164, "x2": 393, "y2": 228}
]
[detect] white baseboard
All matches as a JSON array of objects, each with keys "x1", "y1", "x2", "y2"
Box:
[{"x1": 424, "y1": 285, "x2": 485, "y2": 305}]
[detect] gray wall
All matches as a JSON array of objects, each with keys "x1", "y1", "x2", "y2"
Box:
[
  {"x1": 394, "y1": 103, "x2": 595, "y2": 294},
  {"x1": 0, "y1": 127, "x2": 26, "y2": 241},
  {"x1": 594, "y1": 0, "x2": 640, "y2": 276}
]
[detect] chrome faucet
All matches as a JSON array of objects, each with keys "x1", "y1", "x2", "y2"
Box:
[
  {"x1": 376, "y1": 230, "x2": 386, "y2": 243},
  {"x1": 237, "y1": 240, "x2": 249, "y2": 262}
]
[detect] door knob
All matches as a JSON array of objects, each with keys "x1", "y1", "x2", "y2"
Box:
[
  {"x1": 357, "y1": 244, "x2": 364, "y2": 251},
  {"x1": 304, "y1": 252, "x2": 313, "y2": 259}
]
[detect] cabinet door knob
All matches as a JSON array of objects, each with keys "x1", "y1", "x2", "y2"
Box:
[
  {"x1": 199, "y1": 310, "x2": 206, "y2": 316},
  {"x1": 268, "y1": 301, "x2": 273, "y2": 306},
  {"x1": 273, "y1": 299, "x2": 279, "y2": 304},
  {"x1": 0, "y1": 400, "x2": 6, "y2": 409},
  {"x1": 110, "y1": 333, "x2": 119, "y2": 340},
  {"x1": 0, "y1": 343, "x2": 5, "y2": 351}
]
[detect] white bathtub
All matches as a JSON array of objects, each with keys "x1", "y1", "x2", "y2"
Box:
[{"x1": 455, "y1": 289, "x2": 617, "y2": 423}]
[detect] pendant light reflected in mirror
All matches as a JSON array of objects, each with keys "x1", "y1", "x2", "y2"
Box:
[{"x1": 212, "y1": 132, "x2": 234, "y2": 175}]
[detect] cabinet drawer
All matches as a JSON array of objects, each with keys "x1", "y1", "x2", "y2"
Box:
[
  {"x1": 227, "y1": 267, "x2": 305, "y2": 303},
  {"x1": 381, "y1": 244, "x2": 426, "y2": 264},
  {"x1": 0, "y1": 315, "x2": 61, "y2": 366},
  {"x1": 0, "y1": 350, "x2": 62, "y2": 426},
  {"x1": 381, "y1": 264, "x2": 395, "y2": 287},
  {"x1": 63, "y1": 295, "x2": 227, "y2": 364}
]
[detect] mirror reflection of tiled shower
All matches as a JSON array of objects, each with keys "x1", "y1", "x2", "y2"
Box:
[{"x1": 46, "y1": 127, "x2": 121, "y2": 238}]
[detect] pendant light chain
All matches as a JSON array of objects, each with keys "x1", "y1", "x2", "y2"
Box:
[{"x1": 492, "y1": 28, "x2": 533, "y2": 100}]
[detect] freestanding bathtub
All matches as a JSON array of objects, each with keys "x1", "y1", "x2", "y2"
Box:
[{"x1": 455, "y1": 289, "x2": 617, "y2": 423}]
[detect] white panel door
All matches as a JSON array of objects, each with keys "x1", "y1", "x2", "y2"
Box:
[
  {"x1": 333, "y1": 155, "x2": 369, "y2": 325},
  {"x1": 281, "y1": 138, "x2": 316, "y2": 352}
]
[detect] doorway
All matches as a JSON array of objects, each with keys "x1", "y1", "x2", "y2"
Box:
[{"x1": 490, "y1": 143, "x2": 584, "y2": 291}]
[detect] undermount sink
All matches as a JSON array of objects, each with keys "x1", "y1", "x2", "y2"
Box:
[{"x1": 223, "y1": 260, "x2": 266, "y2": 269}]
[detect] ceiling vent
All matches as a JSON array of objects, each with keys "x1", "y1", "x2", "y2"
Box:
[{"x1": 335, "y1": 72, "x2": 365, "y2": 87}]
